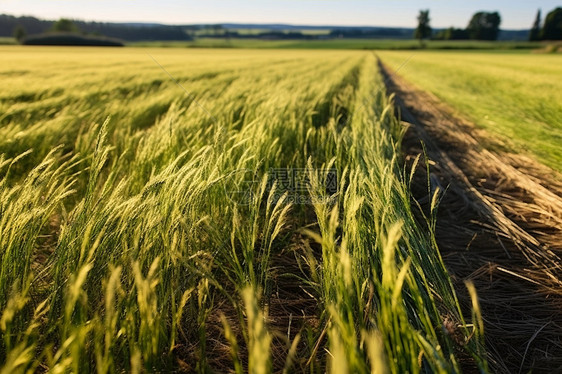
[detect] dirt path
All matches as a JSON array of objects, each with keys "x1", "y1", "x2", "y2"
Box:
[{"x1": 379, "y1": 61, "x2": 562, "y2": 373}]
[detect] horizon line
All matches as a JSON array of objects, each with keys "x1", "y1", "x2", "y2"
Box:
[{"x1": 2, "y1": 12, "x2": 532, "y2": 32}]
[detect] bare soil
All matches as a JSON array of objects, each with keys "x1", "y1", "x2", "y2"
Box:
[{"x1": 380, "y1": 61, "x2": 562, "y2": 373}]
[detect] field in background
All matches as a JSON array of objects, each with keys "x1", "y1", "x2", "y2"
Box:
[
  {"x1": 379, "y1": 50, "x2": 562, "y2": 172},
  {"x1": 133, "y1": 38, "x2": 542, "y2": 50},
  {"x1": 195, "y1": 27, "x2": 332, "y2": 36},
  {"x1": 0, "y1": 47, "x2": 487, "y2": 372},
  {"x1": 0, "y1": 36, "x2": 16, "y2": 45}
]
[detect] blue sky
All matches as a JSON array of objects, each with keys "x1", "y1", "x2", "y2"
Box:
[{"x1": 0, "y1": 0, "x2": 559, "y2": 29}]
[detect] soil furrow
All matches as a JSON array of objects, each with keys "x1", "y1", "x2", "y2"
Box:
[{"x1": 379, "y1": 60, "x2": 562, "y2": 373}]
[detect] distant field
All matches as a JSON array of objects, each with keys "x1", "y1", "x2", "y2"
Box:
[
  {"x1": 192, "y1": 28, "x2": 330, "y2": 36},
  {"x1": 0, "y1": 37, "x2": 16, "y2": 45},
  {"x1": 379, "y1": 50, "x2": 562, "y2": 172},
  {"x1": 213, "y1": 28, "x2": 332, "y2": 36},
  {"x1": 132, "y1": 38, "x2": 542, "y2": 50}
]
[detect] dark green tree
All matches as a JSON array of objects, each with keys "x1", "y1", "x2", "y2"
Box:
[
  {"x1": 13, "y1": 24, "x2": 26, "y2": 42},
  {"x1": 542, "y1": 7, "x2": 562, "y2": 40},
  {"x1": 529, "y1": 9, "x2": 542, "y2": 41},
  {"x1": 414, "y1": 9, "x2": 432, "y2": 44},
  {"x1": 434, "y1": 27, "x2": 469, "y2": 40},
  {"x1": 467, "y1": 11, "x2": 501, "y2": 40},
  {"x1": 51, "y1": 18, "x2": 79, "y2": 33}
]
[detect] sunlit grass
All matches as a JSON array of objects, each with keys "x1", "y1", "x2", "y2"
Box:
[{"x1": 0, "y1": 47, "x2": 487, "y2": 372}]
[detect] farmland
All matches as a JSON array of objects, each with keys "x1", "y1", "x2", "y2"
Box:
[
  {"x1": 379, "y1": 50, "x2": 562, "y2": 172},
  {"x1": 0, "y1": 47, "x2": 489, "y2": 372},
  {"x1": 132, "y1": 38, "x2": 542, "y2": 51},
  {"x1": 2, "y1": 44, "x2": 562, "y2": 374}
]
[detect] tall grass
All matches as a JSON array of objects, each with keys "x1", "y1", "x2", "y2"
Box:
[{"x1": 0, "y1": 47, "x2": 487, "y2": 372}]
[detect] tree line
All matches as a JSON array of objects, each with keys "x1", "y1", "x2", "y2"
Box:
[
  {"x1": 416, "y1": 7, "x2": 562, "y2": 42},
  {"x1": 529, "y1": 8, "x2": 562, "y2": 41},
  {"x1": 1, "y1": 14, "x2": 191, "y2": 42},
  {"x1": 3, "y1": 8, "x2": 561, "y2": 44}
]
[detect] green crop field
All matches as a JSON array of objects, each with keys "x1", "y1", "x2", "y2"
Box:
[
  {"x1": 132, "y1": 38, "x2": 542, "y2": 51},
  {"x1": 379, "y1": 50, "x2": 562, "y2": 172},
  {"x1": 0, "y1": 46, "x2": 488, "y2": 372}
]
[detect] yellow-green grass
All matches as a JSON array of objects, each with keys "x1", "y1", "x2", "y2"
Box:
[
  {"x1": 379, "y1": 50, "x2": 562, "y2": 172},
  {"x1": 0, "y1": 46, "x2": 486, "y2": 372}
]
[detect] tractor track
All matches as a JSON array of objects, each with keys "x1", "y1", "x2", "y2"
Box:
[{"x1": 379, "y1": 60, "x2": 562, "y2": 373}]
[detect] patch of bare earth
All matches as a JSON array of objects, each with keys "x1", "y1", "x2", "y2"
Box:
[{"x1": 379, "y1": 61, "x2": 562, "y2": 373}]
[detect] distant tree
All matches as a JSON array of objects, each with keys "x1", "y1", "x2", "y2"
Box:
[
  {"x1": 51, "y1": 18, "x2": 79, "y2": 33},
  {"x1": 433, "y1": 27, "x2": 469, "y2": 40},
  {"x1": 414, "y1": 9, "x2": 432, "y2": 45},
  {"x1": 0, "y1": 14, "x2": 192, "y2": 42},
  {"x1": 449, "y1": 28, "x2": 469, "y2": 40},
  {"x1": 13, "y1": 24, "x2": 26, "y2": 42},
  {"x1": 467, "y1": 11, "x2": 501, "y2": 40},
  {"x1": 212, "y1": 24, "x2": 223, "y2": 35},
  {"x1": 529, "y1": 9, "x2": 542, "y2": 41},
  {"x1": 23, "y1": 33, "x2": 123, "y2": 46},
  {"x1": 542, "y1": 7, "x2": 562, "y2": 40},
  {"x1": 432, "y1": 28, "x2": 447, "y2": 40},
  {"x1": 0, "y1": 14, "x2": 48, "y2": 37}
]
